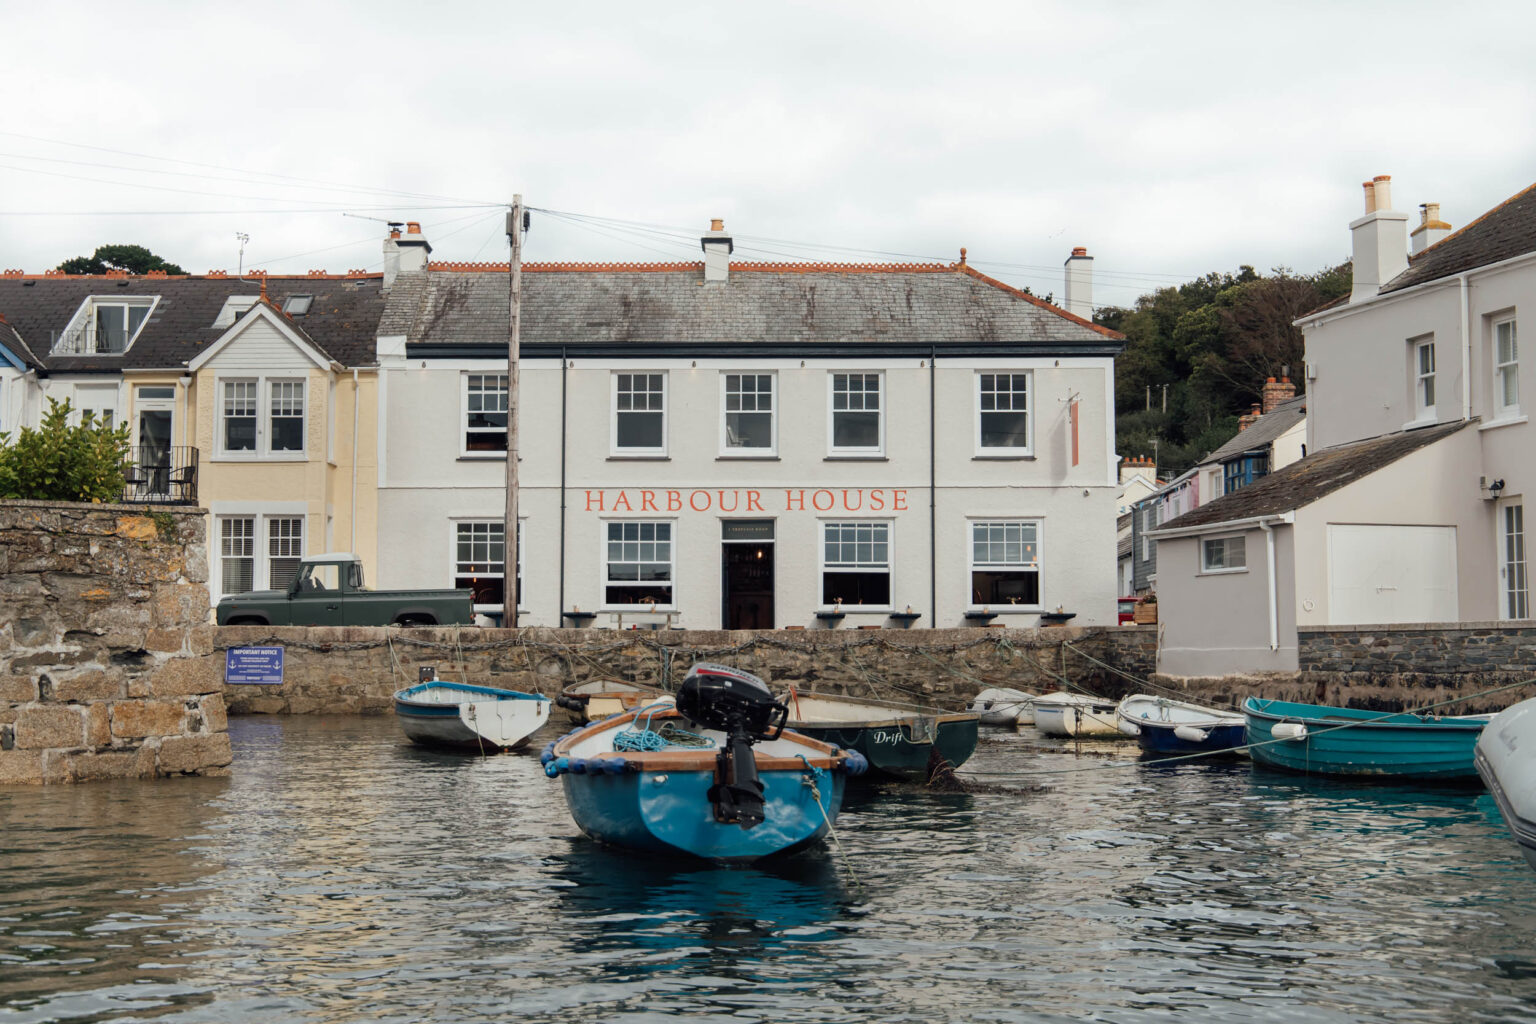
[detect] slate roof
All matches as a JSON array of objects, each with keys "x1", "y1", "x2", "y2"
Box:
[
  {"x1": 0, "y1": 275, "x2": 385, "y2": 372},
  {"x1": 1382, "y1": 181, "x2": 1536, "y2": 294},
  {"x1": 0, "y1": 319, "x2": 38, "y2": 368},
  {"x1": 1155, "y1": 419, "x2": 1470, "y2": 532},
  {"x1": 1198, "y1": 394, "x2": 1306, "y2": 466},
  {"x1": 383, "y1": 260, "x2": 1124, "y2": 349}
]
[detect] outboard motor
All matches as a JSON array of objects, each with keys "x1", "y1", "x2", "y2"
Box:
[{"x1": 676, "y1": 663, "x2": 788, "y2": 830}]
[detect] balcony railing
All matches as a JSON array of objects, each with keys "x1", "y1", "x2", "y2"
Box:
[
  {"x1": 51, "y1": 322, "x2": 129, "y2": 356},
  {"x1": 120, "y1": 446, "x2": 198, "y2": 505}
]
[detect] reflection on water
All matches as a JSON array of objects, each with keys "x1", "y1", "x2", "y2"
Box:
[{"x1": 3, "y1": 716, "x2": 1536, "y2": 1022}]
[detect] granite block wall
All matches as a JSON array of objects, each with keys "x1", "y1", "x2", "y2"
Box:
[{"x1": 0, "y1": 500, "x2": 232, "y2": 784}]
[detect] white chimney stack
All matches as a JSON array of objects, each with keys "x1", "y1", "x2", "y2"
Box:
[
  {"x1": 383, "y1": 221, "x2": 432, "y2": 291},
  {"x1": 701, "y1": 219, "x2": 732, "y2": 283},
  {"x1": 1064, "y1": 246, "x2": 1093, "y2": 320},
  {"x1": 1349, "y1": 174, "x2": 1409, "y2": 303},
  {"x1": 1411, "y1": 202, "x2": 1453, "y2": 255}
]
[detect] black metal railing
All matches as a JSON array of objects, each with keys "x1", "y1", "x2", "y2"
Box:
[{"x1": 120, "y1": 446, "x2": 198, "y2": 505}]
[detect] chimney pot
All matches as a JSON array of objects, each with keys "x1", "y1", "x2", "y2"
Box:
[
  {"x1": 406, "y1": 221, "x2": 422, "y2": 235},
  {"x1": 710, "y1": 218, "x2": 724, "y2": 231},
  {"x1": 1372, "y1": 174, "x2": 1392, "y2": 210},
  {"x1": 1411, "y1": 201, "x2": 1453, "y2": 255},
  {"x1": 1363, "y1": 181, "x2": 1377, "y2": 214}
]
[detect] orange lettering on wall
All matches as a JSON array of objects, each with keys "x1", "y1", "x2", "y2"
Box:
[
  {"x1": 640, "y1": 491, "x2": 657, "y2": 512},
  {"x1": 689, "y1": 490, "x2": 711, "y2": 512},
  {"x1": 785, "y1": 490, "x2": 805, "y2": 511},
  {"x1": 812, "y1": 489, "x2": 834, "y2": 511},
  {"x1": 869, "y1": 489, "x2": 885, "y2": 510},
  {"x1": 585, "y1": 490, "x2": 605, "y2": 512},
  {"x1": 666, "y1": 490, "x2": 682, "y2": 512},
  {"x1": 893, "y1": 490, "x2": 908, "y2": 511},
  {"x1": 842, "y1": 489, "x2": 862, "y2": 511},
  {"x1": 612, "y1": 491, "x2": 633, "y2": 512},
  {"x1": 718, "y1": 490, "x2": 740, "y2": 513},
  {"x1": 747, "y1": 490, "x2": 764, "y2": 512}
]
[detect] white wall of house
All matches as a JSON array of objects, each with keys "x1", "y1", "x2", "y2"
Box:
[
  {"x1": 1271, "y1": 417, "x2": 1307, "y2": 470},
  {"x1": 1292, "y1": 426, "x2": 1493, "y2": 624},
  {"x1": 377, "y1": 353, "x2": 1119, "y2": 629},
  {"x1": 1156, "y1": 524, "x2": 1298, "y2": 676}
]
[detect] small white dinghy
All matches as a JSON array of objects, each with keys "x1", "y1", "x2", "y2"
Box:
[
  {"x1": 1476, "y1": 696, "x2": 1536, "y2": 871},
  {"x1": 1032, "y1": 692, "x2": 1123, "y2": 738},
  {"x1": 966, "y1": 687, "x2": 1036, "y2": 726},
  {"x1": 393, "y1": 677, "x2": 552, "y2": 752}
]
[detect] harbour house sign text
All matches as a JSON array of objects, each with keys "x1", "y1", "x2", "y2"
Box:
[{"x1": 583, "y1": 489, "x2": 912, "y2": 514}]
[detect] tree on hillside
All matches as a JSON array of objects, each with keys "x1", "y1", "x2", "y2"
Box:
[
  {"x1": 1101, "y1": 261, "x2": 1351, "y2": 476},
  {"x1": 57, "y1": 244, "x2": 185, "y2": 276}
]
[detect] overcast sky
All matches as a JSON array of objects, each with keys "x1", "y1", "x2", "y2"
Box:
[{"x1": 4, "y1": 1, "x2": 1533, "y2": 309}]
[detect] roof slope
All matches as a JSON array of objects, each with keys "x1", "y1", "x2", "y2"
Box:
[
  {"x1": 1198, "y1": 394, "x2": 1306, "y2": 466},
  {"x1": 385, "y1": 261, "x2": 1123, "y2": 348},
  {"x1": 0, "y1": 275, "x2": 385, "y2": 371},
  {"x1": 1157, "y1": 419, "x2": 1470, "y2": 531},
  {"x1": 1382, "y1": 181, "x2": 1536, "y2": 294}
]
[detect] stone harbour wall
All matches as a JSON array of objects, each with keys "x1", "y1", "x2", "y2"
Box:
[
  {"x1": 1148, "y1": 624, "x2": 1536, "y2": 714},
  {"x1": 217, "y1": 624, "x2": 1159, "y2": 714},
  {"x1": 0, "y1": 500, "x2": 232, "y2": 784}
]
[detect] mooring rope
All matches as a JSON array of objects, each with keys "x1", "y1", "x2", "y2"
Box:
[{"x1": 798, "y1": 755, "x2": 860, "y2": 893}]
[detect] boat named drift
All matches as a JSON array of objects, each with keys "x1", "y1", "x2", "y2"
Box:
[
  {"x1": 784, "y1": 690, "x2": 979, "y2": 780},
  {"x1": 1244, "y1": 697, "x2": 1488, "y2": 778},
  {"x1": 543, "y1": 664, "x2": 867, "y2": 863},
  {"x1": 393, "y1": 677, "x2": 551, "y2": 751},
  {"x1": 1115, "y1": 694, "x2": 1247, "y2": 755}
]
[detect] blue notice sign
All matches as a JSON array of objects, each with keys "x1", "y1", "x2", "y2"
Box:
[{"x1": 225, "y1": 646, "x2": 284, "y2": 685}]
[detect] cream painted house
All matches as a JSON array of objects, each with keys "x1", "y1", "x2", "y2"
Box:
[
  {"x1": 374, "y1": 224, "x2": 1125, "y2": 629},
  {"x1": 0, "y1": 271, "x2": 384, "y2": 602},
  {"x1": 1152, "y1": 176, "x2": 1536, "y2": 676}
]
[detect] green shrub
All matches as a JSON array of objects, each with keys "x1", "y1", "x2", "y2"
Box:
[{"x1": 0, "y1": 398, "x2": 132, "y2": 503}]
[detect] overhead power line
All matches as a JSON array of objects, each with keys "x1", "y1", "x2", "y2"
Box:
[{"x1": 0, "y1": 130, "x2": 501, "y2": 207}]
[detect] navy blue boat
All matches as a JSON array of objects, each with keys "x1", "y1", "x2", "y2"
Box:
[{"x1": 1115, "y1": 694, "x2": 1248, "y2": 756}]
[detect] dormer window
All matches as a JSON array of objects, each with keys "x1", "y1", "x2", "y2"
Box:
[
  {"x1": 53, "y1": 296, "x2": 157, "y2": 356},
  {"x1": 213, "y1": 296, "x2": 261, "y2": 329}
]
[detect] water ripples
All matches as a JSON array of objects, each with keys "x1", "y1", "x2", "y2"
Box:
[{"x1": 3, "y1": 718, "x2": 1536, "y2": 1022}]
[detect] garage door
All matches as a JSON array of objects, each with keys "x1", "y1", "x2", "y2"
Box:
[{"x1": 1328, "y1": 524, "x2": 1458, "y2": 624}]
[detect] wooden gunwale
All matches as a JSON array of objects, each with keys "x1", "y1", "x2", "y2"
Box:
[{"x1": 552, "y1": 704, "x2": 846, "y2": 772}]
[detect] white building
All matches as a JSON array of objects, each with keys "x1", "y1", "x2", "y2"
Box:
[
  {"x1": 374, "y1": 224, "x2": 1125, "y2": 630},
  {"x1": 1151, "y1": 176, "x2": 1535, "y2": 676}
]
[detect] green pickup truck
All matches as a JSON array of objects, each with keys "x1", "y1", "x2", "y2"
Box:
[{"x1": 215, "y1": 553, "x2": 476, "y2": 627}]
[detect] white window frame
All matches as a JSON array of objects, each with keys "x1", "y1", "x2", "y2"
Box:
[
  {"x1": 1500, "y1": 499, "x2": 1529, "y2": 621},
  {"x1": 719, "y1": 371, "x2": 777, "y2": 456},
  {"x1": 601, "y1": 519, "x2": 677, "y2": 610},
  {"x1": 71, "y1": 383, "x2": 120, "y2": 428},
  {"x1": 1412, "y1": 336, "x2": 1436, "y2": 422},
  {"x1": 215, "y1": 373, "x2": 308, "y2": 461},
  {"x1": 611, "y1": 372, "x2": 668, "y2": 457},
  {"x1": 827, "y1": 371, "x2": 885, "y2": 457},
  {"x1": 967, "y1": 519, "x2": 1043, "y2": 612},
  {"x1": 215, "y1": 512, "x2": 306, "y2": 595},
  {"x1": 818, "y1": 520, "x2": 893, "y2": 611},
  {"x1": 461, "y1": 372, "x2": 510, "y2": 458},
  {"x1": 1139, "y1": 504, "x2": 1159, "y2": 561},
  {"x1": 1200, "y1": 534, "x2": 1248, "y2": 574},
  {"x1": 975, "y1": 371, "x2": 1033, "y2": 457},
  {"x1": 53, "y1": 295, "x2": 158, "y2": 356},
  {"x1": 1494, "y1": 316, "x2": 1520, "y2": 419},
  {"x1": 450, "y1": 518, "x2": 525, "y2": 614}
]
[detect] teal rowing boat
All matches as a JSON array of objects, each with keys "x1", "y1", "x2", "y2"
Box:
[{"x1": 1244, "y1": 697, "x2": 1489, "y2": 779}]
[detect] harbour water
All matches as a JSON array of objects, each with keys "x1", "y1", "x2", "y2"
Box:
[{"x1": 4, "y1": 716, "x2": 1536, "y2": 1023}]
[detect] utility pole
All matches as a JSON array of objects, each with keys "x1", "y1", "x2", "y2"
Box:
[{"x1": 503, "y1": 196, "x2": 524, "y2": 628}]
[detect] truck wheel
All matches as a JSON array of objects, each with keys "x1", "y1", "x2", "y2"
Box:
[{"x1": 395, "y1": 614, "x2": 438, "y2": 627}]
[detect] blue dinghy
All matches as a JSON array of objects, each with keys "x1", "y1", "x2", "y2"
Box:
[
  {"x1": 1115, "y1": 694, "x2": 1247, "y2": 756},
  {"x1": 542, "y1": 664, "x2": 867, "y2": 863},
  {"x1": 1244, "y1": 697, "x2": 1488, "y2": 778}
]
